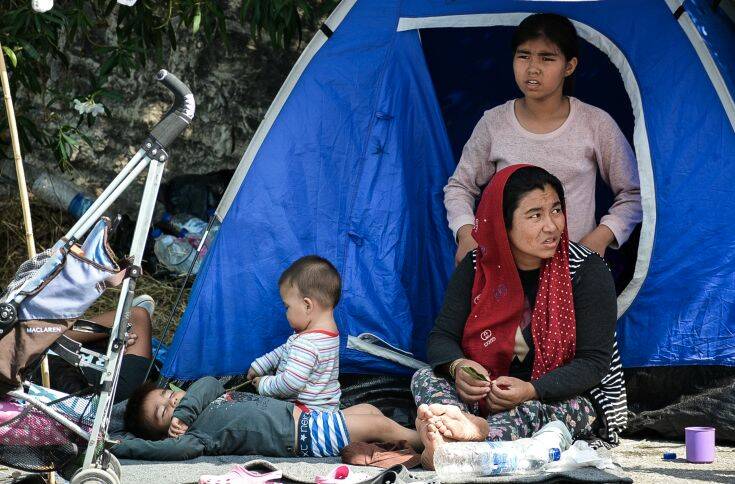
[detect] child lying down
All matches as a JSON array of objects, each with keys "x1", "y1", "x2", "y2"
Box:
[{"x1": 112, "y1": 376, "x2": 421, "y2": 460}]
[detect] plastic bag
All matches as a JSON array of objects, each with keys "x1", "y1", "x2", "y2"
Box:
[{"x1": 543, "y1": 440, "x2": 617, "y2": 472}]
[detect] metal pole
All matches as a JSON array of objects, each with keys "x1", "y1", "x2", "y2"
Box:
[
  {"x1": 63, "y1": 149, "x2": 146, "y2": 242},
  {"x1": 82, "y1": 156, "x2": 165, "y2": 470},
  {"x1": 0, "y1": 40, "x2": 55, "y2": 484}
]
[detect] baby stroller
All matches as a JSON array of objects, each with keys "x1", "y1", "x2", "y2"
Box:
[{"x1": 0, "y1": 70, "x2": 194, "y2": 483}]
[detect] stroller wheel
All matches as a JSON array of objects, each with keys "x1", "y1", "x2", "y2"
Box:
[
  {"x1": 70, "y1": 466, "x2": 120, "y2": 484},
  {"x1": 108, "y1": 454, "x2": 122, "y2": 479}
]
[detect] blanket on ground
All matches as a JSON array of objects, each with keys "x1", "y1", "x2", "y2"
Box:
[{"x1": 119, "y1": 456, "x2": 632, "y2": 484}]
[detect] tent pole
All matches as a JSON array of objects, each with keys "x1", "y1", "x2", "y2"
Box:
[{"x1": 0, "y1": 41, "x2": 54, "y2": 420}]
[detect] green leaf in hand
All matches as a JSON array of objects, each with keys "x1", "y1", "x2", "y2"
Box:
[
  {"x1": 169, "y1": 383, "x2": 183, "y2": 393},
  {"x1": 461, "y1": 366, "x2": 489, "y2": 382}
]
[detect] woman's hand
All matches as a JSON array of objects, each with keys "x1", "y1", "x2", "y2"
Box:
[
  {"x1": 455, "y1": 225, "x2": 478, "y2": 266},
  {"x1": 579, "y1": 225, "x2": 615, "y2": 258},
  {"x1": 453, "y1": 359, "x2": 492, "y2": 403},
  {"x1": 486, "y1": 376, "x2": 537, "y2": 413},
  {"x1": 168, "y1": 417, "x2": 189, "y2": 438}
]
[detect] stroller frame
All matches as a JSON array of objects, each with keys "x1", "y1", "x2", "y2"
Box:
[{"x1": 0, "y1": 70, "x2": 194, "y2": 483}]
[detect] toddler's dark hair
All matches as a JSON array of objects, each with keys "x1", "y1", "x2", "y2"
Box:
[
  {"x1": 279, "y1": 255, "x2": 342, "y2": 308},
  {"x1": 512, "y1": 13, "x2": 579, "y2": 95},
  {"x1": 124, "y1": 381, "x2": 166, "y2": 441}
]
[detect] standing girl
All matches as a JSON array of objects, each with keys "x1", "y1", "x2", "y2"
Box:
[{"x1": 444, "y1": 13, "x2": 642, "y2": 264}]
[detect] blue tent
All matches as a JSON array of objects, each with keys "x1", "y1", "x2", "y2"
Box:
[{"x1": 162, "y1": 0, "x2": 735, "y2": 380}]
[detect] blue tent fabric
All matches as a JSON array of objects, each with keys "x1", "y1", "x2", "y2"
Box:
[
  {"x1": 687, "y1": 0, "x2": 735, "y2": 95},
  {"x1": 163, "y1": 0, "x2": 735, "y2": 380}
]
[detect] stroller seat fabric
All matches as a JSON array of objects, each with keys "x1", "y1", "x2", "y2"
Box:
[
  {"x1": 7, "y1": 218, "x2": 123, "y2": 321},
  {"x1": 0, "y1": 400, "x2": 70, "y2": 446},
  {"x1": 0, "y1": 218, "x2": 124, "y2": 393},
  {"x1": 0, "y1": 396, "x2": 87, "y2": 472}
]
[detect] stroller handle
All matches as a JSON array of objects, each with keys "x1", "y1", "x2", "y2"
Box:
[{"x1": 149, "y1": 69, "x2": 196, "y2": 150}]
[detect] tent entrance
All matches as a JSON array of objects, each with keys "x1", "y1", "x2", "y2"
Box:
[{"x1": 404, "y1": 16, "x2": 654, "y2": 316}]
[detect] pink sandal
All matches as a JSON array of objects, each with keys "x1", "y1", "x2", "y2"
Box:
[
  {"x1": 315, "y1": 465, "x2": 369, "y2": 484},
  {"x1": 199, "y1": 464, "x2": 282, "y2": 484}
]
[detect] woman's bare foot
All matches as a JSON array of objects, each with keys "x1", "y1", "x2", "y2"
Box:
[
  {"x1": 416, "y1": 403, "x2": 434, "y2": 423},
  {"x1": 427, "y1": 404, "x2": 488, "y2": 441},
  {"x1": 419, "y1": 422, "x2": 445, "y2": 470},
  {"x1": 415, "y1": 410, "x2": 429, "y2": 442}
]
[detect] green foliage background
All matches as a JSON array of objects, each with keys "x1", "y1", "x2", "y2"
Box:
[{"x1": 0, "y1": 0, "x2": 336, "y2": 169}]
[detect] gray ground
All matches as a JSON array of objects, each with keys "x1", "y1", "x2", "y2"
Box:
[
  {"x1": 0, "y1": 438, "x2": 732, "y2": 483},
  {"x1": 114, "y1": 440, "x2": 735, "y2": 484},
  {"x1": 612, "y1": 439, "x2": 735, "y2": 484}
]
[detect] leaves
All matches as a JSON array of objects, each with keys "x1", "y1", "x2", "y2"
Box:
[
  {"x1": 20, "y1": 42, "x2": 41, "y2": 63},
  {"x1": 192, "y1": 6, "x2": 202, "y2": 34},
  {"x1": 1, "y1": 46, "x2": 17, "y2": 67},
  {"x1": 0, "y1": 0, "x2": 336, "y2": 170},
  {"x1": 5, "y1": 114, "x2": 48, "y2": 156},
  {"x1": 241, "y1": 0, "x2": 337, "y2": 49},
  {"x1": 461, "y1": 366, "x2": 490, "y2": 382},
  {"x1": 53, "y1": 125, "x2": 82, "y2": 170}
]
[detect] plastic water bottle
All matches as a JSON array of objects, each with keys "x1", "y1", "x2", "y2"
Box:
[
  {"x1": 31, "y1": 171, "x2": 95, "y2": 219},
  {"x1": 433, "y1": 421, "x2": 572, "y2": 480},
  {"x1": 151, "y1": 228, "x2": 201, "y2": 275}
]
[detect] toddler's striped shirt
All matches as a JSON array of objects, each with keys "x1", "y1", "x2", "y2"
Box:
[{"x1": 252, "y1": 330, "x2": 341, "y2": 411}]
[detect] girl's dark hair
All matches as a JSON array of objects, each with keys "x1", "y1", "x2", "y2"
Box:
[
  {"x1": 503, "y1": 166, "x2": 565, "y2": 230},
  {"x1": 512, "y1": 13, "x2": 579, "y2": 95},
  {"x1": 124, "y1": 381, "x2": 167, "y2": 441}
]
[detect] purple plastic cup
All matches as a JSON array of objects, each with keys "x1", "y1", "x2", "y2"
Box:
[{"x1": 685, "y1": 427, "x2": 715, "y2": 463}]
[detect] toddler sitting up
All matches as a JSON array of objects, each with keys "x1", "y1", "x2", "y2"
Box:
[
  {"x1": 114, "y1": 376, "x2": 420, "y2": 460},
  {"x1": 247, "y1": 255, "x2": 342, "y2": 411}
]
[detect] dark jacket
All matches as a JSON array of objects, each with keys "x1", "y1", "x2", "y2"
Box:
[
  {"x1": 427, "y1": 244, "x2": 617, "y2": 401},
  {"x1": 112, "y1": 377, "x2": 296, "y2": 460}
]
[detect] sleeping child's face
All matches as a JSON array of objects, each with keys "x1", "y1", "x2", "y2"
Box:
[{"x1": 141, "y1": 388, "x2": 186, "y2": 438}]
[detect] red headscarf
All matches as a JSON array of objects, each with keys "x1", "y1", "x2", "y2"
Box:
[{"x1": 460, "y1": 164, "x2": 576, "y2": 382}]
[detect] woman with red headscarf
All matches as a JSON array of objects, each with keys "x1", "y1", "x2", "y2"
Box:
[{"x1": 411, "y1": 165, "x2": 626, "y2": 469}]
